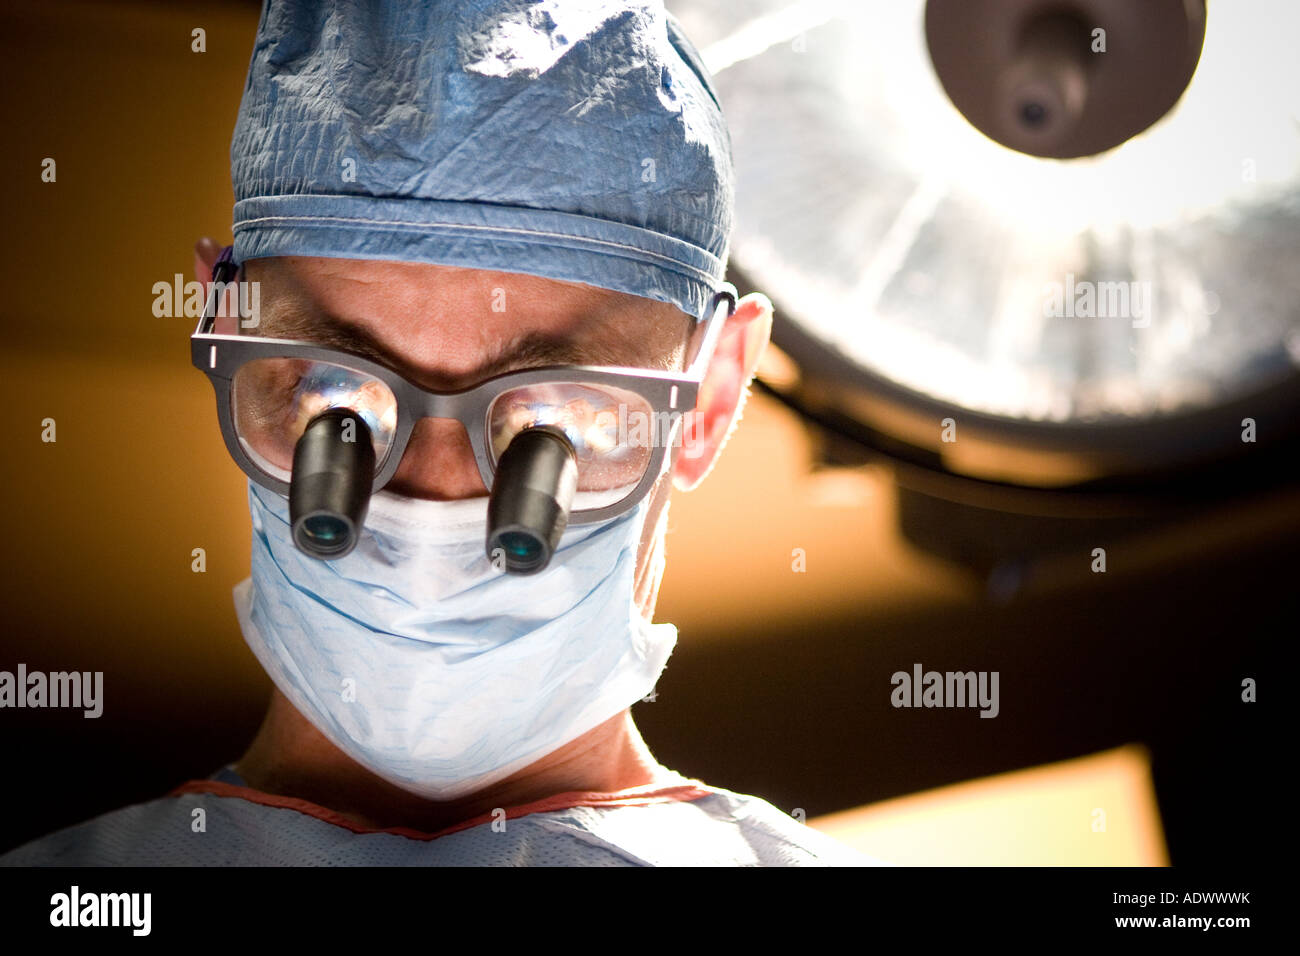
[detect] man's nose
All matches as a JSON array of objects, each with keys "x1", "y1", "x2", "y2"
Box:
[{"x1": 383, "y1": 417, "x2": 490, "y2": 500}]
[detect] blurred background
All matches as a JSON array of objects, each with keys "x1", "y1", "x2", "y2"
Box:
[{"x1": 0, "y1": 0, "x2": 1290, "y2": 866}]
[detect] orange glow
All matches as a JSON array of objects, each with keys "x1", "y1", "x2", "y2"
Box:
[{"x1": 809, "y1": 746, "x2": 1169, "y2": 866}]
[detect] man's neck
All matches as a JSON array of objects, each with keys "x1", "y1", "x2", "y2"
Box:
[{"x1": 232, "y1": 690, "x2": 676, "y2": 834}]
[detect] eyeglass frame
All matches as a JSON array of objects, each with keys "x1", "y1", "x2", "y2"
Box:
[{"x1": 191, "y1": 246, "x2": 738, "y2": 525}]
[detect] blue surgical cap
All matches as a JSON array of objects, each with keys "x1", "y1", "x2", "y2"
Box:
[{"x1": 230, "y1": 0, "x2": 734, "y2": 321}]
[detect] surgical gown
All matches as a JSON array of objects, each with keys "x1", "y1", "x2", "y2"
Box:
[{"x1": 0, "y1": 765, "x2": 883, "y2": 866}]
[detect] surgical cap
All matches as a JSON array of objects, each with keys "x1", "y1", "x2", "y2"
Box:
[{"x1": 230, "y1": 0, "x2": 734, "y2": 321}]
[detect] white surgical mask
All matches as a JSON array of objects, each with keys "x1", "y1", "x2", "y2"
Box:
[{"x1": 233, "y1": 480, "x2": 677, "y2": 801}]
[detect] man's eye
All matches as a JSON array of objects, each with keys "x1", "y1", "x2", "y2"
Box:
[
  {"x1": 487, "y1": 383, "x2": 659, "y2": 495},
  {"x1": 232, "y1": 358, "x2": 400, "y2": 474}
]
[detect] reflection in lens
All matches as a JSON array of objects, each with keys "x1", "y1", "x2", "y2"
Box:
[
  {"x1": 488, "y1": 382, "x2": 661, "y2": 509},
  {"x1": 498, "y1": 530, "x2": 542, "y2": 562},
  {"x1": 302, "y1": 514, "x2": 348, "y2": 546},
  {"x1": 232, "y1": 358, "x2": 398, "y2": 480}
]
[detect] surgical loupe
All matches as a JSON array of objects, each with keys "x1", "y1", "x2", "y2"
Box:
[
  {"x1": 486, "y1": 424, "x2": 580, "y2": 574},
  {"x1": 288, "y1": 407, "x2": 376, "y2": 560}
]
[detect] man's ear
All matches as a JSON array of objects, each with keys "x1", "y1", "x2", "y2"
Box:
[
  {"x1": 194, "y1": 236, "x2": 222, "y2": 285},
  {"x1": 194, "y1": 236, "x2": 240, "y2": 334},
  {"x1": 672, "y1": 292, "x2": 773, "y2": 492}
]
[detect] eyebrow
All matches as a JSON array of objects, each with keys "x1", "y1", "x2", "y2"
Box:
[{"x1": 253, "y1": 305, "x2": 646, "y2": 387}]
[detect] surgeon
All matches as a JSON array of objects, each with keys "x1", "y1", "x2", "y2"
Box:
[{"x1": 1, "y1": 0, "x2": 878, "y2": 866}]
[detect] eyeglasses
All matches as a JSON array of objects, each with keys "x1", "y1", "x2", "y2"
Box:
[{"x1": 191, "y1": 247, "x2": 737, "y2": 524}]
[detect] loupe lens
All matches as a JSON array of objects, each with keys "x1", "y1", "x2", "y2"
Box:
[
  {"x1": 487, "y1": 426, "x2": 578, "y2": 574},
  {"x1": 290, "y1": 408, "x2": 375, "y2": 559},
  {"x1": 498, "y1": 531, "x2": 543, "y2": 563},
  {"x1": 301, "y1": 514, "x2": 349, "y2": 547}
]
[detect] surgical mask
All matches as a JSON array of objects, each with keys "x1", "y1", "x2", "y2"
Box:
[{"x1": 233, "y1": 479, "x2": 677, "y2": 801}]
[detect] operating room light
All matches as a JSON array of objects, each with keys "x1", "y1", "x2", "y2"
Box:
[{"x1": 680, "y1": 0, "x2": 1300, "y2": 423}]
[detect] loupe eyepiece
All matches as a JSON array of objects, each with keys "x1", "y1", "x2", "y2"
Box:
[
  {"x1": 487, "y1": 425, "x2": 578, "y2": 574},
  {"x1": 289, "y1": 408, "x2": 375, "y2": 560}
]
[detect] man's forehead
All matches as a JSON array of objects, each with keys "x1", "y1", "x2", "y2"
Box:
[{"x1": 242, "y1": 255, "x2": 694, "y2": 386}]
